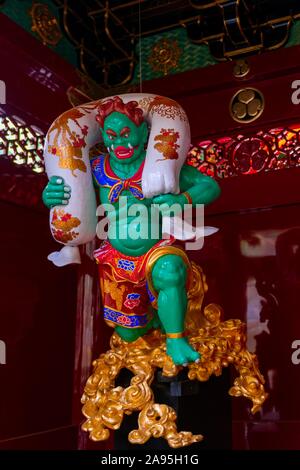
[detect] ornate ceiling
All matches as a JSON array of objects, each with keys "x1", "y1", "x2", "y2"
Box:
[{"x1": 51, "y1": 0, "x2": 300, "y2": 87}]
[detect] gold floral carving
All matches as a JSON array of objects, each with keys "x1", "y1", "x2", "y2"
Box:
[
  {"x1": 47, "y1": 100, "x2": 111, "y2": 176},
  {"x1": 81, "y1": 265, "x2": 267, "y2": 448},
  {"x1": 154, "y1": 128, "x2": 180, "y2": 161},
  {"x1": 48, "y1": 108, "x2": 89, "y2": 176},
  {"x1": 103, "y1": 278, "x2": 126, "y2": 312},
  {"x1": 148, "y1": 39, "x2": 181, "y2": 76},
  {"x1": 29, "y1": 3, "x2": 62, "y2": 46},
  {"x1": 51, "y1": 208, "x2": 81, "y2": 243},
  {"x1": 138, "y1": 96, "x2": 187, "y2": 122},
  {"x1": 230, "y1": 88, "x2": 264, "y2": 124}
]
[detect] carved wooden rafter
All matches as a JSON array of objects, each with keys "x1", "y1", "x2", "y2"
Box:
[{"x1": 52, "y1": 0, "x2": 300, "y2": 86}]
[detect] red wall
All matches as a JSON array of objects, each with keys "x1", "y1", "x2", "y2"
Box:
[
  {"x1": 2, "y1": 9, "x2": 300, "y2": 450},
  {"x1": 0, "y1": 13, "x2": 82, "y2": 450}
]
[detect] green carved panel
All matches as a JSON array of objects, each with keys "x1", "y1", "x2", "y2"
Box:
[
  {"x1": 132, "y1": 28, "x2": 217, "y2": 83},
  {"x1": 133, "y1": 19, "x2": 300, "y2": 83},
  {"x1": 286, "y1": 20, "x2": 300, "y2": 47},
  {"x1": 2, "y1": 1, "x2": 300, "y2": 85}
]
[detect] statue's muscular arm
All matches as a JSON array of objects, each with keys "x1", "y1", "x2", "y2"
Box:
[
  {"x1": 179, "y1": 164, "x2": 220, "y2": 206},
  {"x1": 152, "y1": 164, "x2": 220, "y2": 208}
]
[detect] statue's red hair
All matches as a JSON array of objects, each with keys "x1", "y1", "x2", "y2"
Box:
[{"x1": 96, "y1": 96, "x2": 144, "y2": 128}]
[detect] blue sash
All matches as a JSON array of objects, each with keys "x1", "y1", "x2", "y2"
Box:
[{"x1": 91, "y1": 155, "x2": 144, "y2": 203}]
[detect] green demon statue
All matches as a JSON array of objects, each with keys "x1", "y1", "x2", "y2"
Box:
[
  {"x1": 42, "y1": 95, "x2": 267, "y2": 447},
  {"x1": 43, "y1": 95, "x2": 220, "y2": 366}
]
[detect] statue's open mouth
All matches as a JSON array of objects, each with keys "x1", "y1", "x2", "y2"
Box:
[{"x1": 114, "y1": 145, "x2": 134, "y2": 159}]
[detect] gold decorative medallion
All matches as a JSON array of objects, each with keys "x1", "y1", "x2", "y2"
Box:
[
  {"x1": 233, "y1": 59, "x2": 250, "y2": 78},
  {"x1": 29, "y1": 3, "x2": 62, "y2": 46},
  {"x1": 81, "y1": 264, "x2": 267, "y2": 448},
  {"x1": 148, "y1": 39, "x2": 181, "y2": 76},
  {"x1": 230, "y1": 88, "x2": 264, "y2": 123}
]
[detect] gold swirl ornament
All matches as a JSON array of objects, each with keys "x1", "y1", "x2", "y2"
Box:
[{"x1": 81, "y1": 264, "x2": 268, "y2": 448}]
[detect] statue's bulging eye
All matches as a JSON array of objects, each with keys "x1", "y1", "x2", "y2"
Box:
[
  {"x1": 124, "y1": 132, "x2": 129, "y2": 138},
  {"x1": 108, "y1": 135, "x2": 115, "y2": 140}
]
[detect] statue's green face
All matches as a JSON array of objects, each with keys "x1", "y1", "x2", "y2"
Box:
[{"x1": 101, "y1": 112, "x2": 148, "y2": 163}]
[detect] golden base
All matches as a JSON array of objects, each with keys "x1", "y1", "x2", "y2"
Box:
[{"x1": 81, "y1": 303, "x2": 268, "y2": 448}]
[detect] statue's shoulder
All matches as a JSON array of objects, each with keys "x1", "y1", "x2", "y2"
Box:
[
  {"x1": 90, "y1": 154, "x2": 107, "y2": 186},
  {"x1": 91, "y1": 154, "x2": 105, "y2": 170},
  {"x1": 179, "y1": 163, "x2": 196, "y2": 178}
]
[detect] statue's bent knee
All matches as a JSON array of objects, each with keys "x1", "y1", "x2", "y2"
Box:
[{"x1": 152, "y1": 254, "x2": 187, "y2": 291}]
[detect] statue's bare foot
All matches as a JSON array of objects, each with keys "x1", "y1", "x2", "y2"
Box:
[{"x1": 166, "y1": 337, "x2": 200, "y2": 365}]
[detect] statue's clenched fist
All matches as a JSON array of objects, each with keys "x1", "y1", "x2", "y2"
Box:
[{"x1": 42, "y1": 176, "x2": 71, "y2": 208}]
